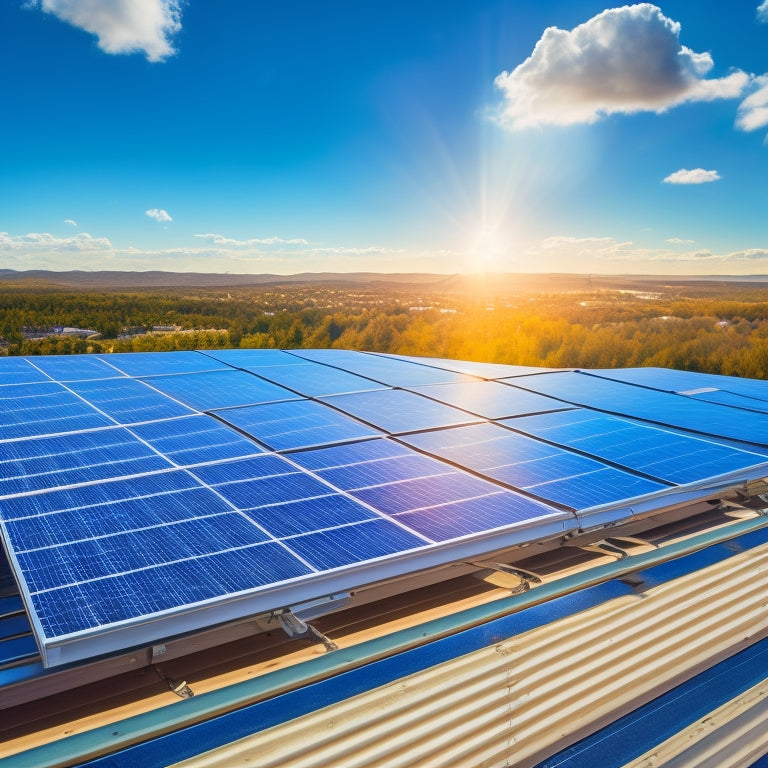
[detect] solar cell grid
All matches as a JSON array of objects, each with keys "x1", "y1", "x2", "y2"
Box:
[
  {"x1": 66, "y1": 378, "x2": 195, "y2": 423},
  {"x1": 245, "y1": 363, "x2": 385, "y2": 398},
  {"x1": 214, "y1": 399, "x2": 381, "y2": 451},
  {"x1": 10, "y1": 350, "x2": 768, "y2": 669},
  {"x1": 408, "y1": 380, "x2": 571, "y2": 420},
  {"x1": 27, "y1": 355, "x2": 124, "y2": 382},
  {"x1": 321, "y1": 388, "x2": 480, "y2": 434},
  {"x1": 97, "y1": 351, "x2": 229, "y2": 377},
  {"x1": 129, "y1": 415, "x2": 264, "y2": 465},
  {"x1": 0, "y1": 358, "x2": 51, "y2": 385},
  {"x1": 4, "y1": 486, "x2": 236, "y2": 550},
  {"x1": 508, "y1": 407, "x2": 768, "y2": 485},
  {"x1": 141, "y1": 369, "x2": 298, "y2": 411}
]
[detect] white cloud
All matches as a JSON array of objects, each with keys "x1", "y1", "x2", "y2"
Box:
[
  {"x1": 663, "y1": 168, "x2": 721, "y2": 184},
  {"x1": 758, "y1": 1, "x2": 768, "y2": 23},
  {"x1": 64, "y1": 219, "x2": 77, "y2": 227},
  {"x1": 666, "y1": 237, "x2": 695, "y2": 244},
  {"x1": 736, "y1": 75, "x2": 768, "y2": 132},
  {"x1": 30, "y1": 0, "x2": 182, "y2": 62},
  {"x1": 146, "y1": 208, "x2": 172, "y2": 223},
  {"x1": 194, "y1": 233, "x2": 309, "y2": 247},
  {"x1": 495, "y1": 4, "x2": 750, "y2": 129}
]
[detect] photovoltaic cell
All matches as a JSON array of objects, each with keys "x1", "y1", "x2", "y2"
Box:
[
  {"x1": 243, "y1": 363, "x2": 385, "y2": 397},
  {"x1": 0, "y1": 428, "x2": 174, "y2": 496},
  {"x1": 0, "y1": 382, "x2": 113, "y2": 439},
  {"x1": 8, "y1": 350, "x2": 768, "y2": 669},
  {"x1": 129, "y1": 415, "x2": 264, "y2": 465},
  {"x1": 31, "y1": 543, "x2": 314, "y2": 639},
  {"x1": 506, "y1": 409, "x2": 768, "y2": 485},
  {"x1": 290, "y1": 349, "x2": 480, "y2": 386},
  {"x1": 27, "y1": 355, "x2": 124, "y2": 382},
  {"x1": 409, "y1": 380, "x2": 573, "y2": 420},
  {"x1": 0, "y1": 358, "x2": 52, "y2": 385},
  {"x1": 401, "y1": 423, "x2": 667, "y2": 509},
  {"x1": 592, "y1": 366, "x2": 768, "y2": 402},
  {"x1": 321, "y1": 389, "x2": 481, "y2": 434},
  {"x1": 67, "y1": 378, "x2": 195, "y2": 423},
  {"x1": 97, "y1": 351, "x2": 229, "y2": 377},
  {"x1": 380, "y1": 354, "x2": 554, "y2": 380},
  {"x1": 141, "y1": 369, "x2": 298, "y2": 411},
  {"x1": 214, "y1": 399, "x2": 382, "y2": 450},
  {"x1": 284, "y1": 519, "x2": 428, "y2": 570},
  {"x1": 511, "y1": 371, "x2": 768, "y2": 447}
]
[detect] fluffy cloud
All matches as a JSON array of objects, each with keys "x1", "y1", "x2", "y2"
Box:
[
  {"x1": 736, "y1": 75, "x2": 768, "y2": 132},
  {"x1": 194, "y1": 233, "x2": 309, "y2": 247},
  {"x1": 30, "y1": 0, "x2": 182, "y2": 62},
  {"x1": 495, "y1": 4, "x2": 750, "y2": 128},
  {"x1": 64, "y1": 219, "x2": 77, "y2": 227},
  {"x1": 663, "y1": 168, "x2": 721, "y2": 184},
  {"x1": 759, "y1": 1, "x2": 768, "y2": 23},
  {"x1": 146, "y1": 208, "x2": 172, "y2": 223},
  {"x1": 666, "y1": 237, "x2": 695, "y2": 244}
]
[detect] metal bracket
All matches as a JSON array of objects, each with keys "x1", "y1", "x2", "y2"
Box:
[
  {"x1": 470, "y1": 562, "x2": 543, "y2": 594},
  {"x1": 153, "y1": 665, "x2": 194, "y2": 699},
  {"x1": 276, "y1": 610, "x2": 338, "y2": 652},
  {"x1": 579, "y1": 535, "x2": 655, "y2": 560}
]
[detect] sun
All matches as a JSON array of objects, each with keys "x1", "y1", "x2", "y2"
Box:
[{"x1": 466, "y1": 226, "x2": 510, "y2": 273}]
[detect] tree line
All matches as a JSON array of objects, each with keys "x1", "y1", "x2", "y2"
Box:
[{"x1": 4, "y1": 286, "x2": 768, "y2": 378}]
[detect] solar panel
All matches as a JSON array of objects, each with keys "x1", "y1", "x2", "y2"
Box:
[
  {"x1": 510, "y1": 371, "x2": 768, "y2": 447},
  {"x1": 0, "y1": 382, "x2": 113, "y2": 439},
  {"x1": 506, "y1": 409, "x2": 768, "y2": 485},
  {"x1": 321, "y1": 389, "x2": 482, "y2": 433},
  {"x1": 290, "y1": 349, "x2": 481, "y2": 386},
  {"x1": 214, "y1": 399, "x2": 382, "y2": 450},
  {"x1": 24, "y1": 355, "x2": 123, "y2": 382},
  {"x1": 140, "y1": 369, "x2": 299, "y2": 411},
  {"x1": 240, "y1": 363, "x2": 386, "y2": 398},
  {"x1": 4, "y1": 351, "x2": 768, "y2": 669},
  {"x1": 400, "y1": 422, "x2": 668, "y2": 509},
  {"x1": 408, "y1": 380, "x2": 573, "y2": 420}
]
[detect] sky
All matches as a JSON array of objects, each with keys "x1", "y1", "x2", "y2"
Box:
[{"x1": 2, "y1": 1, "x2": 768, "y2": 276}]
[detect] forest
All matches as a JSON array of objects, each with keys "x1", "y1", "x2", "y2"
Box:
[{"x1": 4, "y1": 275, "x2": 768, "y2": 378}]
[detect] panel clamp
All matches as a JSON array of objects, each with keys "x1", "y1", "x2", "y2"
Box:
[
  {"x1": 470, "y1": 561, "x2": 543, "y2": 593},
  {"x1": 275, "y1": 610, "x2": 338, "y2": 652}
]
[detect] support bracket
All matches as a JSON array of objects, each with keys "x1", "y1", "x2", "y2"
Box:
[{"x1": 276, "y1": 610, "x2": 338, "y2": 652}]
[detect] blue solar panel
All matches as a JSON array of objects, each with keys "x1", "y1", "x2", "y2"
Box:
[
  {"x1": 67, "y1": 378, "x2": 195, "y2": 423},
  {"x1": 380, "y1": 354, "x2": 554, "y2": 380},
  {"x1": 10, "y1": 349, "x2": 768, "y2": 669},
  {"x1": 31, "y1": 542, "x2": 314, "y2": 639},
  {"x1": 244, "y1": 363, "x2": 385, "y2": 398},
  {"x1": 291, "y1": 349, "x2": 480, "y2": 386},
  {"x1": 0, "y1": 382, "x2": 113, "y2": 439},
  {"x1": 507, "y1": 409, "x2": 768, "y2": 485},
  {"x1": 401, "y1": 423, "x2": 667, "y2": 509},
  {"x1": 409, "y1": 380, "x2": 573, "y2": 420},
  {"x1": 512, "y1": 371, "x2": 768, "y2": 447},
  {"x1": 284, "y1": 519, "x2": 428, "y2": 570},
  {"x1": 141, "y1": 369, "x2": 298, "y2": 411},
  {"x1": 190, "y1": 454, "x2": 298, "y2": 485},
  {"x1": 129, "y1": 415, "x2": 264, "y2": 465},
  {"x1": 321, "y1": 389, "x2": 481, "y2": 434},
  {"x1": 243, "y1": 495, "x2": 379, "y2": 538},
  {"x1": 0, "y1": 429, "x2": 174, "y2": 496},
  {"x1": 26, "y1": 355, "x2": 124, "y2": 382},
  {"x1": 686, "y1": 389, "x2": 768, "y2": 413},
  {"x1": 202, "y1": 349, "x2": 306, "y2": 368},
  {"x1": 97, "y1": 351, "x2": 229, "y2": 377},
  {"x1": 214, "y1": 399, "x2": 381, "y2": 450},
  {"x1": 592, "y1": 366, "x2": 768, "y2": 401},
  {"x1": 202, "y1": 471, "x2": 335, "y2": 510},
  {"x1": 0, "y1": 358, "x2": 52, "y2": 385},
  {"x1": 3, "y1": 485, "x2": 231, "y2": 550},
  {"x1": 0, "y1": 470, "x2": 202, "y2": 522}
]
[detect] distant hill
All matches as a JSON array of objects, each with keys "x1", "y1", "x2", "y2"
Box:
[{"x1": 3, "y1": 269, "x2": 768, "y2": 292}]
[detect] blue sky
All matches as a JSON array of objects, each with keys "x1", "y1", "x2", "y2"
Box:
[{"x1": 2, "y1": 1, "x2": 768, "y2": 276}]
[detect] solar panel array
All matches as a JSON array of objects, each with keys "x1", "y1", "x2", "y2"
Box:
[{"x1": 2, "y1": 350, "x2": 768, "y2": 667}]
